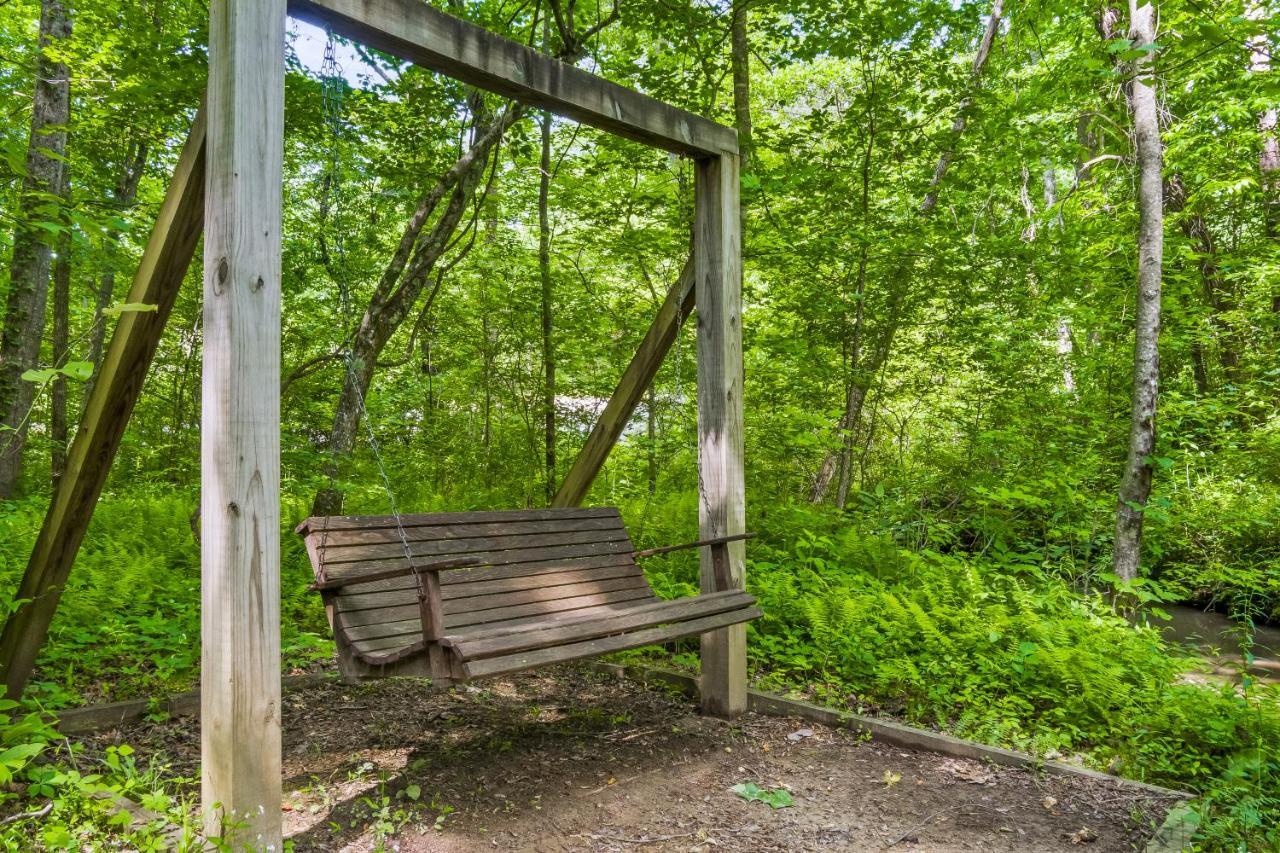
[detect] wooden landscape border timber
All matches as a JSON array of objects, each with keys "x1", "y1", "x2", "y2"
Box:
[
  {"x1": 587, "y1": 663, "x2": 1193, "y2": 801},
  {"x1": 286, "y1": 0, "x2": 738, "y2": 157}
]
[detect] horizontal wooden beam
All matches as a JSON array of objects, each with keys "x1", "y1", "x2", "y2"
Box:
[{"x1": 287, "y1": 0, "x2": 737, "y2": 156}]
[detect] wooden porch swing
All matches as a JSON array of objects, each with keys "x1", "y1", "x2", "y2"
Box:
[
  {"x1": 298, "y1": 508, "x2": 759, "y2": 685},
  {"x1": 0, "y1": 0, "x2": 748, "y2": 840}
]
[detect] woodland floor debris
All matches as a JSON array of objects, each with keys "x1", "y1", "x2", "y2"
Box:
[{"x1": 76, "y1": 666, "x2": 1181, "y2": 852}]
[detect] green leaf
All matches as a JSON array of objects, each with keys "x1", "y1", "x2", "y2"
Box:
[
  {"x1": 101, "y1": 302, "x2": 159, "y2": 318},
  {"x1": 0, "y1": 742, "x2": 45, "y2": 766},
  {"x1": 20, "y1": 368, "x2": 58, "y2": 383},
  {"x1": 730, "y1": 782, "x2": 794, "y2": 808},
  {"x1": 403, "y1": 783, "x2": 421, "y2": 801},
  {"x1": 59, "y1": 361, "x2": 93, "y2": 382}
]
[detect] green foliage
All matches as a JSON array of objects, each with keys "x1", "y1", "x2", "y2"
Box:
[
  {"x1": 729, "y1": 782, "x2": 794, "y2": 809},
  {"x1": 0, "y1": 492, "x2": 330, "y2": 707},
  {"x1": 732, "y1": 513, "x2": 1279, "y2": 850},
  {"x1": 0, "y1": 702, "x2": 201, "y2": 850}
]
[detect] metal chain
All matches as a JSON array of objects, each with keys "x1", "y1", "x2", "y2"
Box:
[
  {"x1": 318, "y1": 30, "x2": 419, "y2": 588},
  {"x1": 320, "y1": 29, "x2": 352, "y2": 321},
  {"x1": 347, "y1": 353, "x2": 420, "y2": 580}
]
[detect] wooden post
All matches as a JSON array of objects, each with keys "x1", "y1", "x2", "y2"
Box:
[
  {"x1": 694, "y1": 153, "x2": 746, "y2": 718},
  {"x1": 202, "y1": 0, "x2": 285, "y2": 845},
  {"x1": 553, "y1": 258, "x2": 695, "y2": 508},
  {"x1": 0, "y1": 112, "x2": 205, "y2": 700}
]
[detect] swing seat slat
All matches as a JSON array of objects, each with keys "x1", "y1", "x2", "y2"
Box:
[{"x1": 296, "y1": 506, "x2": 759, "y2": 685}]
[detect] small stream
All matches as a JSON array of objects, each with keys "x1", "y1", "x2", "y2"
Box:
[{"x1": 1157, "y1": 604, "x2": 1280, "y2": 686}]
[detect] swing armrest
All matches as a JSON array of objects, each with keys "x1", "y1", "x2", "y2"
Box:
[
  {"x1": 633, "y1": 532, "x2": 755, "y2": 560},
  {"x1": 310, "y1": 557, "x2": 480, "y2": 592}
]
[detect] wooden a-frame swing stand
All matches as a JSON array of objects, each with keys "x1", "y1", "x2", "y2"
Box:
[{"x1": 0, "y1": 0, "x2": 745, "y2": 845}]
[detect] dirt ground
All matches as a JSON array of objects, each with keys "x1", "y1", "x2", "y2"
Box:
[{"x1": 82, "y1": 667, "x2": 1180, "y2": 852}]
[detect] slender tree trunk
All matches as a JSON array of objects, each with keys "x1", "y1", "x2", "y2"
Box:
[
  {"x1": 1166, "y1": 174, "x2": 1239, "y2": 386},
  {"x1": 538, "y1": 65, "x2": 556, "y2": 502},
  {"x1": 1113, "y1": 1, "x2": 1164, "y2": 583},
  {"x1": 730, "y1": 0, "x2": 753, "y2": 175},
  {"x1": 0, "y1": 0, "x2": 71, "y2": 498},
  {"x1": 311, "y1": 104, "x2": 515, "y2": 516},
  {"x1": 1246, "y1": 1, "x2": 1279, "y2": 311},
  {"x1": 920, "y1": 0, "x2": 1004, "y2": 214},
  {"x1": 814, "y1": 1, "x2": 1003, "y2": 499},
  {"x1": 50, "y1": 139, "x2": 72, "y2": 487},
  {"x1": 50, "y1": 232, "x2": 70, "y2": 487},
  {"x1": 646, "y1": 385, "x2": 657, "y2": 496},
  {"x1": 84, "y1": 141, "x2": 148, "y2": 407},
  {"x1": 310, "y1": 7, "x2": 620, "y2": 515},
  {"x1": 1039, "y1": 162, "x2": 1077, "y2": 393}
]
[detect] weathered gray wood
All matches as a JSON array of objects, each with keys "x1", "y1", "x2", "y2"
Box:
[
  {"x1": 340, "y1": 576, "x2": 655, "y2": 633},
  {"x1": 418, "y1": 568, "x2": 452, "y2": 683},
  {"x1": 440, "y1": 563, "x2": 644, "y2": 600},
  {"x1": 329, "y1": 553, "x2": 639, "y2": 608},
  {"x1": 201, "y1": 0, "x2": 285, "y2": 845},
  {"x1": 348, "y1": 587, "x2": 657, "y2": 648},
  {"x1": 0, "y1": 110, "x2": 206, "y2": 699},
  {"x1": 305, "y1": 513, "x2": 624, "y2": 547},
  {"x1": 447, "y1": 590, "x2": 754, "y2": 645},
  {"x1": 337, "y1": 563, "x2": 650, "y2": 630},
  {"x1": 694, "y1": 153, "x2": 747, "y2": 718},
  {"x1": 463, "y1": 607, "x2": 760, "y2": 679},
  {"x1": 287, "y1": 0, "x2": 736, "y2": 157},
  {"x1": 296, "y1": 505, "x2": 616, "y2": 534},
  {"x1": 310, "y1": 557, "x2": 479, "y2": 591},
  {"x1": 317, "y1": 526, "x2": 631, "y2": 566},
  {"x1": 554, "y1": 258, "x2": 695, "y2": 507},
  {"x1": 322, "y1": 537, "x2": 636, "y2": 579},
  {"x1": 336, "y1": 562, "x2": 644, "y2": 607},
  {"x1": 448, "y1": 591, "x2": 757, "y2": 660},
  {"x1": 349, "y1": 599, "x2": 660, "y2": 659},
  {"x1": 634, "y1": 532, "x2": 754, "y2": 560},
  {"x1": 303, "y1": 507, "x2": 757, "y2": 682}
]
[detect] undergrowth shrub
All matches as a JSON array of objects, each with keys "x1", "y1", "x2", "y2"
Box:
[
  {"x1": 0, "y1": 490, "x2": 332, "y2": 707},
  {"x1": 662, "y1": 511, "x2": 1279, "y2": 852}
]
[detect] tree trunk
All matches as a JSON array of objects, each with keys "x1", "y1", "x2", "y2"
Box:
[
  {"x1": 84, "y1": 141, "x2": 148, "y2": 407},
  {"x1": 539, "y1": 72, "x2": 556, "y2": 502},
  {"x1": 730, "y1": 0, "x2": 753, "y2": 175},
  {"x1": 50, "y1": 231, "x2": 70, "y2": 487},
  {"x1": 1246, "y1": 1, "x2": 1278, "y2": 310},
  {"x1": 1165, "y1": 174, "x2": 1239, "y2": 386},
  {"x1": 919, "y1": 0, "x2": 1004, "y2": 214},
  {"x1": 311, "y1": 102, "x2": 517, "y2": 516},
  {"x1": 1040, "y1": 162, "x2": 1077, "y2": 393},
  {"x1": 813, "y1": 5, "x2": 1002, "y2": 503},
  {"x1": 0, "y1": 0, "x2": 72, "y2": 498},
  {"x1": 646, "y1": 385, "x2": 657, "y2": 496},
  {"x1": 1113, "y1": 1, "x2": 1164, "y2": 583}
]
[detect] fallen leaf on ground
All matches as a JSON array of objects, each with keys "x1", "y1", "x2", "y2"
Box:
[
  {"x1": 730, "y1": 782, "x2": 794, "y2": 809},
  {"x1": 1070, "y1": 826, "x2": 1098, "y2": 844},
  {"x1": 1041, "y1": 795, "x2": 1058, "y2": 811},
  {"x1": 883, "y1": 770, "x2": 902, "y2": 787},
  {"x1": 939, "y1": 758, "x2": 995, "y2": 785}
]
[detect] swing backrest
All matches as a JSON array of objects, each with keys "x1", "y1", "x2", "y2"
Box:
[{"x1": 296, "y1": 506, "x2": 656, "y2": 662}]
